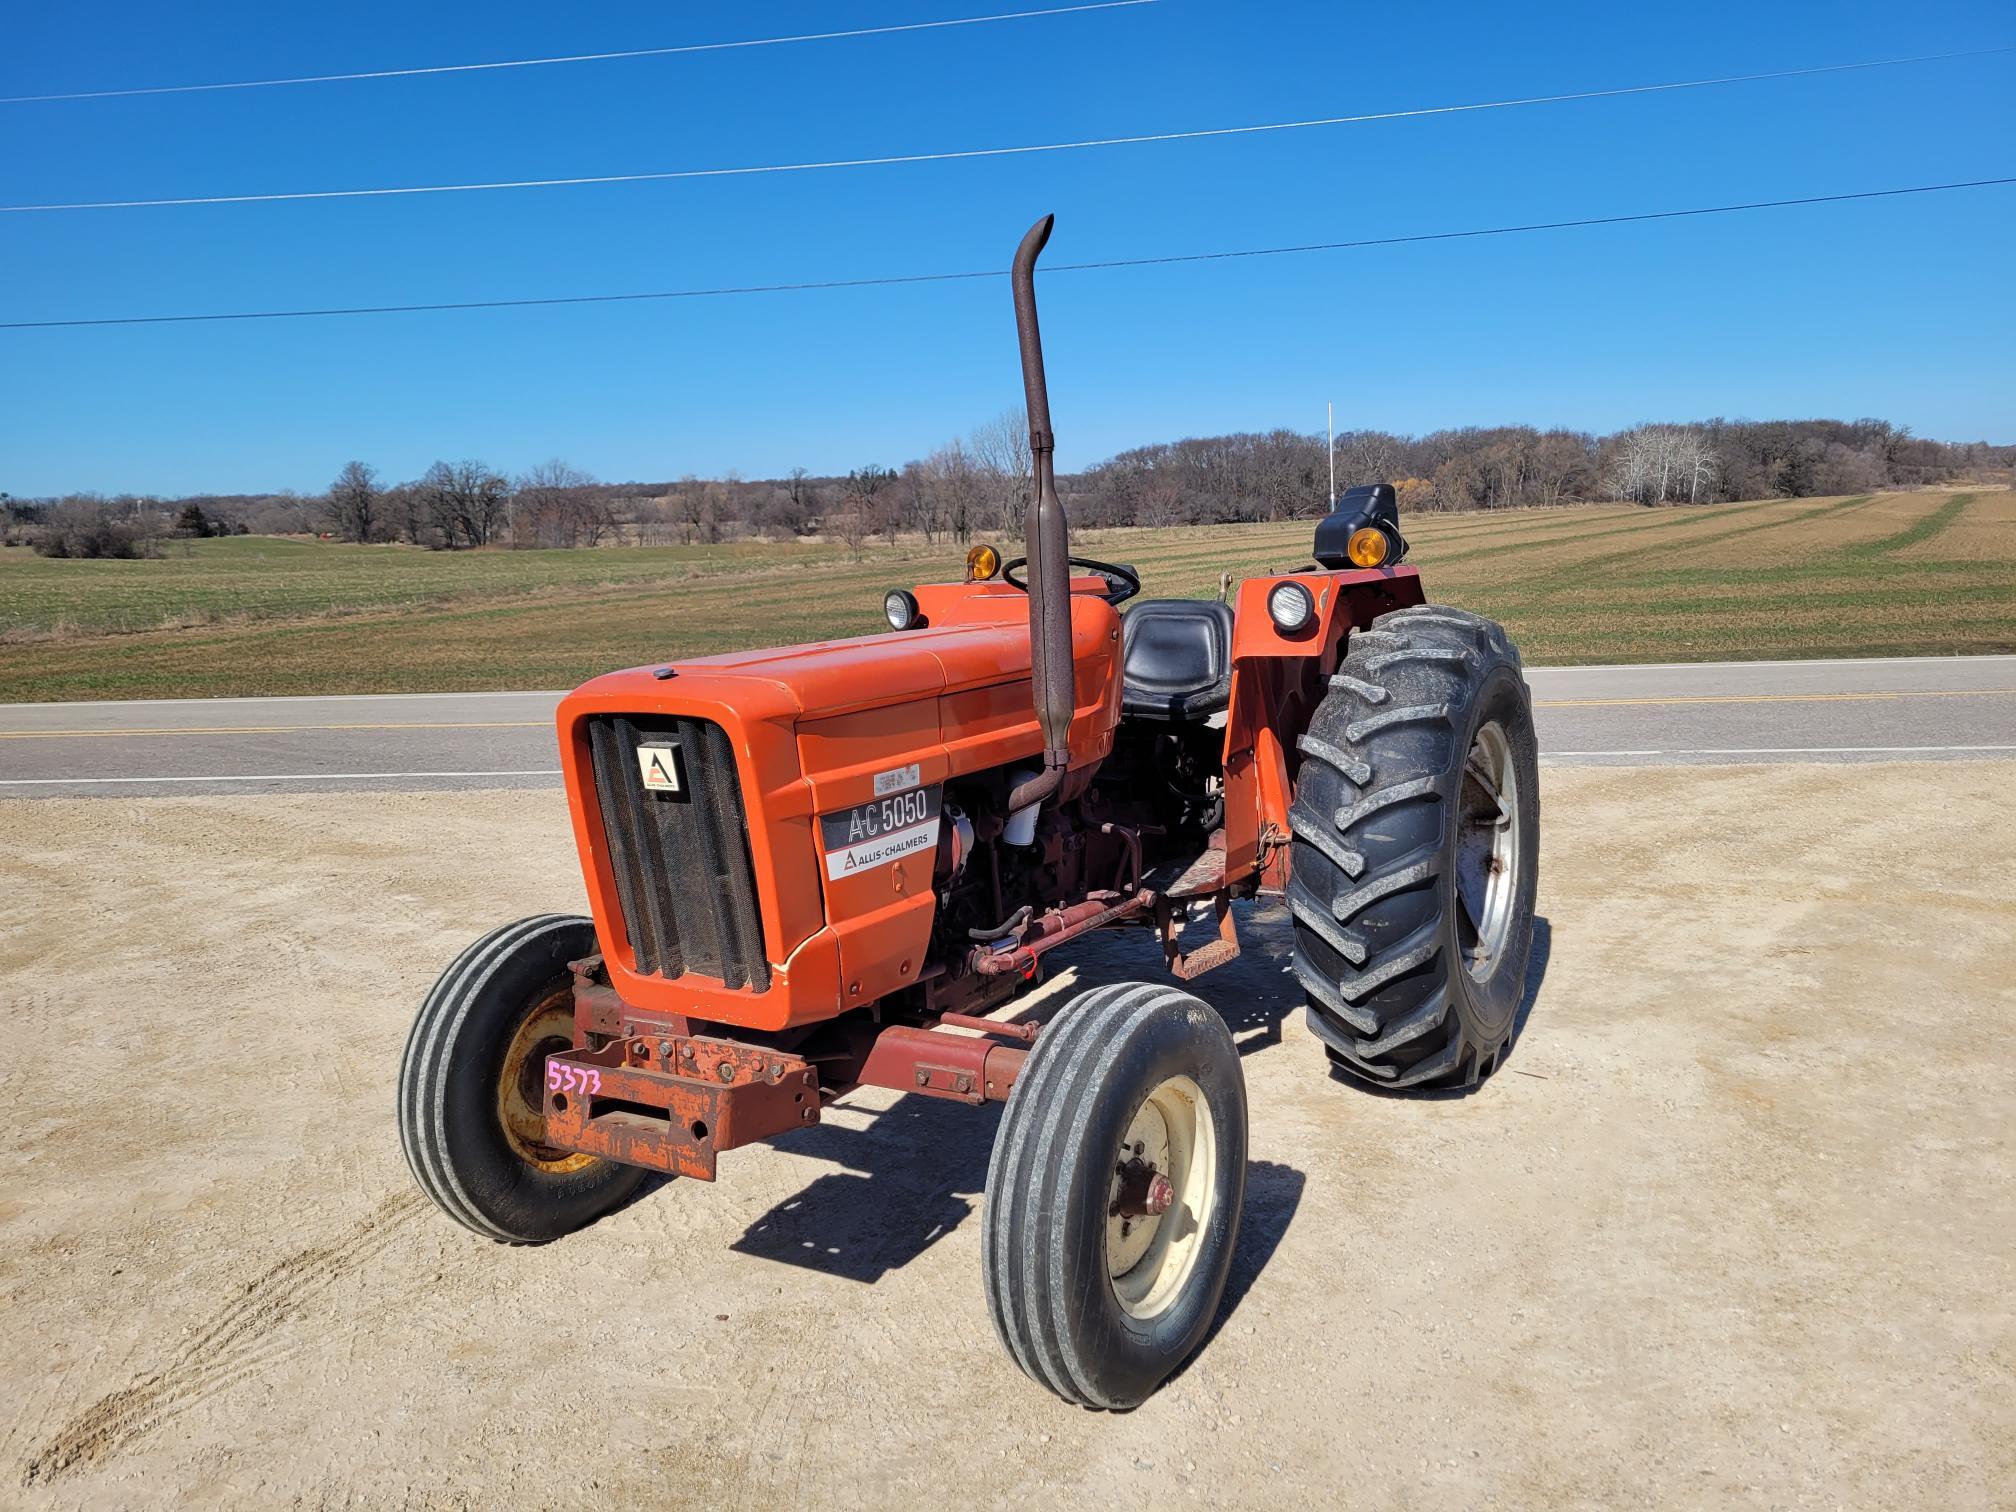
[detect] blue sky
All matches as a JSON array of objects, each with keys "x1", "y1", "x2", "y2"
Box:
[{"x1": 2, "y1": 0, "x2": 2011, "y2": 497}]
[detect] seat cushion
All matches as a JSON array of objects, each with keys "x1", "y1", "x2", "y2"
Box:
[{"x1": 1121, "y1": 599, "x2": 1235, "y2": 719}]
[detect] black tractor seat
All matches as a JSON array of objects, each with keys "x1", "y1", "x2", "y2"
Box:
[{"x1": 1121, "y1": 599, "x2": 1234, "y2": 720}]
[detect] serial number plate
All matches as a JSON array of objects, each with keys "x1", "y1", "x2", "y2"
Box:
[{"x1": 819, "y1": 784, "x2": 941, "y2": 880}]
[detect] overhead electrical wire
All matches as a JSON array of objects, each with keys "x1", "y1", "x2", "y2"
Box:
[
  {"x1": 2, "y1": 43, "x2": 2006, "y2": 215},
  {"x1": 0, "y1": 1, "x2": 1159, "y2": 105},
  {"x1": 5, "y1": 177, "x2": 2009, "y2": 331}
]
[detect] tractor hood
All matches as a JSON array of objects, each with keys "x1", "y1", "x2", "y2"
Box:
[
  {"x1": 561, "y1": 581, "x2": 1118, "y2": 727},
  {"x1": 552, "y1": 584, "x2": 1125, "y2": 1033}
]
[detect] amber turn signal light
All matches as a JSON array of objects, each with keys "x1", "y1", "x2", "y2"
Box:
[
  {"x1": 1346, "y1": 526, "x2": 1390, "y2": 568},
  {"x1": 965, "y1": 544, "x2": 1002, "y2": 581}
]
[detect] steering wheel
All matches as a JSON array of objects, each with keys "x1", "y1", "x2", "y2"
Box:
[{"x1": 1002, "y1": 555, "x2": 1142, "y2": 606}]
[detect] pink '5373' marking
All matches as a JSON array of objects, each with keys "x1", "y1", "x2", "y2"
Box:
[{"x1": 545, "y1": 1061, "x2": 602, "y2": 1097}]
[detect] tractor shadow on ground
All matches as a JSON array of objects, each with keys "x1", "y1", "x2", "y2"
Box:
[
  {"x1": 719, "y1": 904, "x2": 1545, "y2": 1310},
  {"x1": 1030, "y1": 902, "x2": 1553, "y2": 1091},
  {"x1": 727, "y1": 1096, "x2": 995, "y2": 1283},
  {"x1": 1011, "y1": 899, "x2": 1309, "y2": 1058},
  {"x1": 728, "y1": 1095, "x2": 1304, "y2": 1352}
]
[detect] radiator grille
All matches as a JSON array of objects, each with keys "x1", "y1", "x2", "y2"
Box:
[{"x1": 587, "y1": 715, "x2": 770, "y2": 991}]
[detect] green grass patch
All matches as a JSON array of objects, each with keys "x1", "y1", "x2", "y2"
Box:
[
  {"x1": 1835, "y1": 493, "x2": 1972, "y2": 560},
  {"x1": 3, "y1": 491, "x2": 2010, "y2": 701}
]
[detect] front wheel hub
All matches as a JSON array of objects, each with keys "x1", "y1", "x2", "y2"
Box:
[
  {"x1": 1106, "y1": 1074, "x2": 1218, "y2": 1319},
  {"x1": 495, "y1": 990, "x2": 596, "y2": 1174}
]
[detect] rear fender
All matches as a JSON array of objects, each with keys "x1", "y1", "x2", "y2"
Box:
[{"x1": 1220, "y1": 565, "x2": 1426, "y2": 889}]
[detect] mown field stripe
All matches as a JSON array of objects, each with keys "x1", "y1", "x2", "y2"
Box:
[
  {"x1": 1835, "y1": 492, "x2": 1972, "y2": 560},
  {"x1": 1424, "y1": 495, "x2": 1802, "y2": 568},
  {"x1": 1508, "y1": 495, "x2": 1877, "y2": 590}
]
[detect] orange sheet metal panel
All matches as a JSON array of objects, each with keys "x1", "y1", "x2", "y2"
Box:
[
  {"x1": 804, "y1": 584, "x2": 1121, "y2": 1010},
  {"x1": 557, "y1": 579, "x2": 1121, "y2": 1032},
  {"x1": 1220, "y1": 566, "x2": 1425, "y2": 885}
]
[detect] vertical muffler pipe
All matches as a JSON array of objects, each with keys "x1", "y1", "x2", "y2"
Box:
[{"x1": 1007, "y1": 213, "x2": 1072, "y2": 817}]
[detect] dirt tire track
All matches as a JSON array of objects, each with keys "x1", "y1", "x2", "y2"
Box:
[{"x1": 20, "y1": 1192, "x2": 422, "y2": 1488}]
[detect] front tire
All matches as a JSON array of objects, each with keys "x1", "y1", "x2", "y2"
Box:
[
  {"x1": 398, "y1": 914, "x2": 646, "y2": 1242},
  {"x1": 983, "y1": 982, "x2": 1248, "y2": 1409},
  {"x1": 1288, "y1": 604, "x2": 1540, "y2": 1089}
]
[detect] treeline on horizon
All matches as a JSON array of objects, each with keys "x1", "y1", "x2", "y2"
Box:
[{"x1": 7, "y1": 415, "x2": 2010, "y2": 558}]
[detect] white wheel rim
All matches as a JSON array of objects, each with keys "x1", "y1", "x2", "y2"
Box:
[
  {"x1": 1455, "y1": 720, "x2": 1520, "y2": 982},
  {"x1": 1107, "y1": 1074, "x2": 1218, "y2": 1320}
]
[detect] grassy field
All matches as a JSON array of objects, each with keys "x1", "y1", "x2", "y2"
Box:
[{"x1": 2, "y1": 489, "x2": 2010, "y2": 701}]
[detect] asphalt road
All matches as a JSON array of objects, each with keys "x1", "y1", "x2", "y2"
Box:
[{"x1": 2, "y1": 655, "x2": 2012, "y2": 797}]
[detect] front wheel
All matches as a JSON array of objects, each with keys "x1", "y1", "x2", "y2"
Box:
[
  {"x1": 1288, "y1": 604, "x2": 1540, "y2": 1089},
  {"x1": 398, "y1": 914, "x2": 646, "y2": 1243},
  {"x1": 983, "y1": 982, "x2": 1248, "y2": 1409}
]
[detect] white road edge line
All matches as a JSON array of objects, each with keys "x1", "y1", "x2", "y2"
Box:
[
  {"x1": 1525, "y1": 653, "x2": 2016, "y2": 673},
  {"x1": 1546, "y1": 744, "x2": 2016, "y2": 756},
  {"x1": 0, "y1": 769, "x2": 564, "y2": 786}
]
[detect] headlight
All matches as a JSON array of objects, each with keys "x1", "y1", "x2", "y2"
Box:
[
  {"x1": 1266, "y1": 580, "x2": 1315, "y2": 635},
  {"x1": 883, "y1": 588, "x2": 922, "y2": 631},
  {"x1": 1347, "y1": 526, "x2": 1391, "y2": 568}
]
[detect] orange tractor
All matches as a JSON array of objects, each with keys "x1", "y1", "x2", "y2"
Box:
[{"x1": 399, "y1": 216, "x2": 1539, "y2": 1409}]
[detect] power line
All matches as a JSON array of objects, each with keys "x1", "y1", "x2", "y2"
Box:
[
  {"x1": 0, "y1": 1, "x2": 1159, "y2": 105},
  {"x1": 4, "y1": 44, "x2": 2009, "y2": 214},
  {"x1": 5, "y1": 177, "x2": 2008, "y2": 331}
]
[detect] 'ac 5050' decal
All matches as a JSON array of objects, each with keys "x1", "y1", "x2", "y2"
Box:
[{"x1": 818, "y1": 784, "x2": 942, "y2": 880}]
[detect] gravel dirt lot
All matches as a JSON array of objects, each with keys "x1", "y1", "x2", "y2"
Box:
[{"x1": 2, "y1": 763, "x2": 2011, "y2": 1509}]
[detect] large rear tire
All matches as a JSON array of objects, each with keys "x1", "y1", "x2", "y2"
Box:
[
  {"x1": 398, "y1": 915, "x2": 646, "y2": 1242},
  {"x1": 1288, "y1": 605, "x2": 1539, "y2": 1089},
  {"x1": 983, "y1": 982, "x2": 1247, "y2": 1409}
]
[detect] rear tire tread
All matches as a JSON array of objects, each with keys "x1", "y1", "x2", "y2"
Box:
[{"x1": 1288, "y1": 603, "x2": 1539, "y2": 1090}]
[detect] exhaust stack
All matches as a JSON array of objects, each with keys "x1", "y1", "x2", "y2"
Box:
[{"x1": 1007, "y1": 214, "x2": 1073, "y2": 816}]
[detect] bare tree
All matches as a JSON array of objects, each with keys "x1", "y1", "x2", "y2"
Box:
[
  {"x1": 34, "y1": 496, "x2": 165, "y2": 559},
  {"x1": 1530, "y1": 430, "x2": 1597, "y2": 507},
  {"x1": 831, "y1": 505, "x2": 869, "y2": 557},
  {"x1": 1607, "y1": 425, "x2": 1719, "y2": 505},
  {"x1": 895, "y1": 461, "x2": 939, "y2": 544},
  {"x1": 383, "y1": 483, "x2": 432, "y2": 546},
  {"x1": 969, "y1": 410, "x2": 1032, "y2": 537},
  {"x1": 513, "y1": 459, "x2": 612, "y2": 547},
  {"x1": 1335, "y1": 430, "x2": 1407, "y2": 493},
  {"x1": 1604, "y1": 427, "x2": 1717, "y2": 510},
  {"x1": 923, "y1": 440, "x2": 988, "y2": 542},
  {"x1": 325, "y1": 460, "x2": 382, "y2": 543},
  {"x1": 418, "y1": 460, "x2": 511, "y2": 547},
  {"x1": 1677, "y1": 431, "x2": 1720, "y2": 504},
  {"x1": 763, "y1": 468, "x2": 819, "y2": 537},
  {"x1": 841, "y1": 464, "x2": 897, "y2": 545},
  {"x1": 669, "y1": 474, "x2": 718, "y2": 545}
]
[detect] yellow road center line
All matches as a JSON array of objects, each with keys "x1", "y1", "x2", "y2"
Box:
[
  {"x1": 1534, "y1": 690, "x2": 2008, "y2": 707},
  {"x1": 0, "y1": 720, "x2": 548, "y2": 739}
]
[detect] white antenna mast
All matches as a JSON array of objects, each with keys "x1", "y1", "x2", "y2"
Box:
[{"x1": 1327, "y1": 400, "x2": 1336, "y2": 507}]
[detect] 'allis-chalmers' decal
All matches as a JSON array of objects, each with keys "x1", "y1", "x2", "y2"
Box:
[{"x1": 819, "y1": 784, "x2": 941, "y2": 880}]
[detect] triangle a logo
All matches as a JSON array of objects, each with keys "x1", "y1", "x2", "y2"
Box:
[{"x1": 636, "y1": 742, "x2": 682, "y2": 794}]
